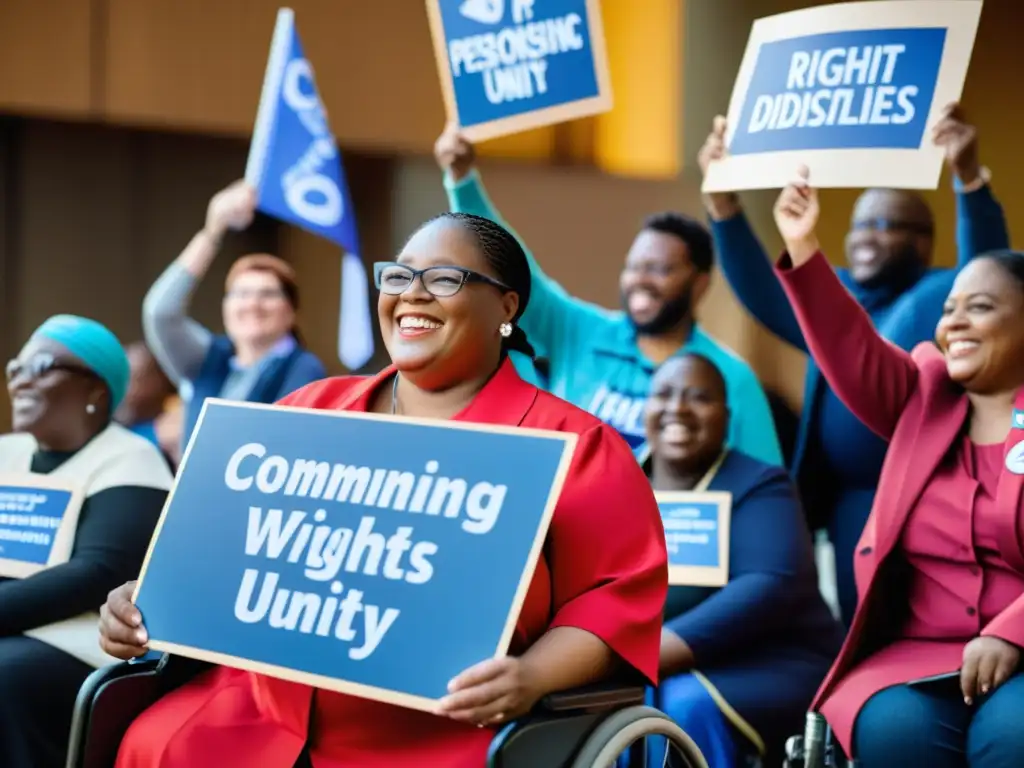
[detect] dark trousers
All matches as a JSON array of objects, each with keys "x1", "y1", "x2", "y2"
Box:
[
  {"x1": 854, "y1": 673, "x2": 1024, "y2": 767},
  {"x1": 0, "y1": 635, "x2": 94, "y2": 768}
]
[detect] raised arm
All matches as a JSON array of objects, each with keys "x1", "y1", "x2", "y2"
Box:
[
  {"x1": 142, "y1": 181, "x2": 259, "y2": 386},
  {"x1": 772, "y1": 169, "x2": 918, "y2": 441},
  {"x1": 664, "y1": 467, "x2": 818, "y2": 666},
  {"x1": 699, "y1": 118, "x2": 808, "y2": 352},
  {"x1": 435, "y1": 125, "x2": 611, "y2": 358},
  {"x1": 931, "y1": 103, "x2": 1010, "y2": 267}
]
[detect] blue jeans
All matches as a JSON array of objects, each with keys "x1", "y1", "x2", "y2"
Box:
[{"x1": 854, "y1": 673, "x2": 1024, "y2": 767}]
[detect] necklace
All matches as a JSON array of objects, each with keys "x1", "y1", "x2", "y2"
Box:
[{"x1": 391, "y1": 374, "x2": 399, "y2": 415}]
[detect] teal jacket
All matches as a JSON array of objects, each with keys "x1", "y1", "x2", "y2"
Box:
[{"x1": 443, "y1": 170, "x2": 783, "y2": 467}]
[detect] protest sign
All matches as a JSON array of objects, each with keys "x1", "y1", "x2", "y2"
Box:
[
  {"x1": 703, "y1": 1, "x2": 982, "y2": 192},
  {"x1": 0, "y1": 473, "x2": 84, "y2": 578},
  {"x1": 655, "y1": 491, "x2": 731, "y2": 588},
  {"x1": 133, "y1": 399, "x2": 576, "y2": 711},
  {"x1": 245, "y1": 7, "x2": 373, "y2": 370},
  {"x1": 425, "y1": 0, "x2": 613, "y2": 141}
]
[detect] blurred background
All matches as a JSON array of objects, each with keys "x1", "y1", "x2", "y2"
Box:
[{"x1": 0, "y1": 0, "x2": 1018, "y2": 433}]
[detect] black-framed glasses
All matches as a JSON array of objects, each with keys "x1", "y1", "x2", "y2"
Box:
[
  {"x1": 851, "y1": 218, "x2": 933, "y2": 235},
  {"x1": 5, "y1": 352, "x2": 96, "y2": 384},
  {"x1": 373, "y1": 262, "x2": 510, "y2": 298}
]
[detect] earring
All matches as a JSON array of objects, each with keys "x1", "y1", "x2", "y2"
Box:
[
  {"x1": 499, "y1": 322, "x2": 513, "y2": 338},
  {"x1": 86, "y1": 403, "x2": 97, "y2": 415}
]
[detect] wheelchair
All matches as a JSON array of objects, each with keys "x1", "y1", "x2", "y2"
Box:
[
  {"x1": 65, "y1": 653, "x2": 710, "y2": 768},
  {"x1": 782, "y1": 713, "x2": 857, "y2": 768}
]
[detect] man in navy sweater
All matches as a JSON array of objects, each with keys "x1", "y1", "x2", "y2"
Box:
[{"x1": 699, "y1": 103, "x2": 1010, "y2": 624}]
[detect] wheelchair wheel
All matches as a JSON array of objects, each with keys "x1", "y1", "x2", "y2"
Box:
[{"x1": 569, "y1": 705, "x2": 709, "y2": 768}]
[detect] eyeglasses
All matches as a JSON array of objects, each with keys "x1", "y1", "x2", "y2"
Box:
[
  {"x1": 850, "y1": 218, "x2": 933, "y2": 235},
  {"x1": 224, "y1": 288, "x2": 287, "y2": 302},
  {"x1": 6, "y1": 352, "x2": 96, "y2": 384},
  {"x1": 373, "y1": 262, "x2": 510, "y2": 298}
]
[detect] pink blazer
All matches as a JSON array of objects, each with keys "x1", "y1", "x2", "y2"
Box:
[{"x1": 776, "y1": 251, "x2": 1024, "y2": 754}]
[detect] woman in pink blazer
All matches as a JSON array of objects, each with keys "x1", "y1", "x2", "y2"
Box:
[{"x1": 769, "y1": 167, "x2": 1024, "y2": 768}]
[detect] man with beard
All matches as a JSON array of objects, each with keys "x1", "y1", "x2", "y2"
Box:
[
  {"x1": 698, "y1": 103, "x2": 1010, "y2": 625},
  {"x1": 434, "y1": 125, "x2": 783, "y2": 466}
]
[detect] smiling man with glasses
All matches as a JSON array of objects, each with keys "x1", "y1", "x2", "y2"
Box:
[{"x1": 433, "y1": 125, "x2": 784, "y2": 469}]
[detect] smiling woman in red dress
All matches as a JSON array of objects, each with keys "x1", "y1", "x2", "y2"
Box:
[
  {"x1": 770, "y1": 167, "x2": 1024, "y2": 768},
  {"x1": 97, "y1": 212, "x2": 669, "y2": 768}
]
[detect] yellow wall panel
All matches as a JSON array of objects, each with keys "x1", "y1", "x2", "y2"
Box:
[{"x1": 594, "y1": 0, "x2": 682, "y2": 178}]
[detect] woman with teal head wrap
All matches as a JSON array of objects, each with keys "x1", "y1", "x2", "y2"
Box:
[
  {"x1": 6, "y1": 314, "x2": 130, "y2": 448},
  {"x1": 0, "y1": 314, "x2": 173, "y2": 768}
]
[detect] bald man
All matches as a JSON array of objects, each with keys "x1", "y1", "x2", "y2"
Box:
[{"x1": 697, "y1": 104, "x2": 1010, "y2": 625}]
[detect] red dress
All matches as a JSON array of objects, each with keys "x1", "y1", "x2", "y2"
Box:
[{"x1": 115, "y1": 360, "x2": 668, "y2": 768}]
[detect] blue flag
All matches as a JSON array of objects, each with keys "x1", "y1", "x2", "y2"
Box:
[{"x1": 245, "y1": 8, "x2": 374, "y2": 371}]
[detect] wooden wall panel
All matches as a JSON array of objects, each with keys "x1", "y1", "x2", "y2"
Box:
[
  {"x1": 102, "y1": 0, "x2": 446, "y2": 151},
  {"x1": 0, "y1": 0, "x2": 96, "y2": 117}
]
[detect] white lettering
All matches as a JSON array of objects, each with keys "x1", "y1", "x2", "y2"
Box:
[
  {"x1": 224, "y1": 446, "x2": 507, "y2": 534},
  {"x1": 749, "y1": 43, "x2": 921, "y2": 134},
  {"x1": 233, "y1": 568, "x2": 400, "y2": 660}
]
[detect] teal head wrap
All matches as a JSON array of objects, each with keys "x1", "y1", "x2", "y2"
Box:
[{"x1": 31, "y1": 315, "x2": 130, "y2": 412}]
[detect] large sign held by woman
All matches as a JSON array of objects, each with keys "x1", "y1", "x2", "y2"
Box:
[
  {"x1": 133, "y1": 400, "x2": 576, "y2": 711},
  {"x1": 0, "y1": 474, "x2": 84, "y2": 578},
  {"x1": 425, "y1": 0, "x2": 613, "y2": 141},
  {"x1": 702, "y1": 0, "x2": 982, "y2": 192}
]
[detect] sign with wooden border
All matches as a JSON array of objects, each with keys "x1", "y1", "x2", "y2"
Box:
[
  {"x1": 656, "y1": 491, "x2": 732, "y2": 588},
  {"x1": 0, "y1": 473, "x2": 85, "y2": 578},
  {"x1": 425, "y1": 0, "x2": 613, "y2": 142},
  {"x1": 133, "y1": 398, "x2": 577, "y2": 712},
  {"x1": 703, "y1": 0, "x2": 982, "y2": 191}
]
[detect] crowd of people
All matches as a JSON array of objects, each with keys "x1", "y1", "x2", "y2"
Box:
[{"x1": 0, "y1": 103, "x2": 1020, "y2": 768}]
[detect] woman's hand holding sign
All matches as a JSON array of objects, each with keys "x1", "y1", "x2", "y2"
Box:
[
  {"x1": 436, "y1": 655, "x2": 542, "y2": 727},
  {"x1": 436, "y1": 627, "x2": 616, "y2": 728},
  {"x1": 99, "y1": 580, "x2": 150, "y2": 659},
  {"x1": 773, "y1": 166, "x2": 821, "y2": 267}
]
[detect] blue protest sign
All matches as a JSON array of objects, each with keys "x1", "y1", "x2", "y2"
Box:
[
  {"x1": 655, "y1": 491, "x2": 731, "y2": 588},
  {"x1": 702, "y1": 1, "x2": 982, "y2": 192},
  {"x1": 426, "y1": 0, "x2": 613, "y2": 141},
  {"x1": 133, "y1": 399, "x2": 576, "y2": 710},
  {"x1": 246, "y1": 8, "x2": 373, "y2": 370},
  {"x1": 731, "y1": 28, "x2": 946, "y2": 156},
  {"x1": 0, "y1": 474, "x2": 85, "y2": 578}
]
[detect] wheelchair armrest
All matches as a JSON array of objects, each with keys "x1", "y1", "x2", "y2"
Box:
[
  {"x1": 67, "y1": 657, "x2": 166, "y2": 768},
  {"x1": 67, "y1": 654, "x2": 214, "y2": 768},
  {"x1": 537, "y1": 682, "x2": 646, "y2": 714}
]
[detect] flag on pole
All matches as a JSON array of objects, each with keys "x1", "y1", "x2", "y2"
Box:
[{"x1": 244, "y1": 7, "x2": 374, "y2": 371}]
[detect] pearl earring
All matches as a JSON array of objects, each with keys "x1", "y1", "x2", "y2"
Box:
[
  {"x1": 499, "y1": 322, "x2": 513, "y2": 338},
  {"x1": 86, "y1": 404, "x2": 97, "y2": 415}
]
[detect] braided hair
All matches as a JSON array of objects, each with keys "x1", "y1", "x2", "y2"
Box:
[
  {"x1": 981, "y1": 250, "x2": 1024, "y2": 291},
  {"x1": 425, "y1": 211, "x2": 539, "y2": 361}
]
